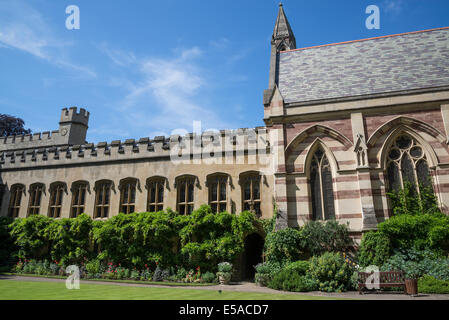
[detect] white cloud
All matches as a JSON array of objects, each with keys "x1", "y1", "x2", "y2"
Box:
[
  {"x1": 382, "y1": 0, "x2": 405, "y2": 14},
  {"x1": 209, "y1": 37, "x2": 230, "y2": 50},
  {"x1": 0, "y1": 0, "x2": 96, "y2": 78},
  {"x1": 102, "y1": 45, "x2": 237, "y2": 138}
]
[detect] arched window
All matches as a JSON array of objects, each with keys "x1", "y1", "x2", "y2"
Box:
[
  {"x1": 48, "y1": 182, "x2": 66, "y2": 218},
  {"x1": 8, "y1": 184, "x2": 24, "y2": 218},
  {"x1": 386, "y1": 134, "x2": 432, "y2": 194},
  {"x1": 310, "y1": 147, "x2": 335, "y2": 221},
  {"x1": 28, "y1": 183, "x2": 44, "y2": 216},
  {"x1": 240, "y1": 172, "x2": 261, "y2": 217},
  {"x1": 71, "y1": 181, "x2": 88, "y2": 218},
  {"x1": 146, "y1": 177, "x2": 165, "y2": 212},
  {"x1": 207, "y1": 173, "x2": 229, "y2": 213},
  {"x1": 94, "y1": 180, "x2": 112, "y2": 218},
  {"x1": 176, "y1": 175, "x2": 196, "y2": 215},
  {"x1": 119, "y1": 178, "x2": 138, "y2": 214}
]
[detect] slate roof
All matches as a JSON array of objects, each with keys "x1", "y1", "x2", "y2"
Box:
[{"x1": 277, "y1": 27, "x2": 449, "y2": 104}]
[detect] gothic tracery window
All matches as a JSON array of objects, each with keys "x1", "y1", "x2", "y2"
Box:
[
  {"x1": 240, "y1": 172, "x2": 261, "y2": 217},
  {"x1": 48, "y1": 182, "x2": 66, "y2": 218},
  {"x1": 207, "y1": 174, "x2": 228, "y2": 213},
  {"x1": 94, "y1": 180, "x2": 112, "y2": 218},
  {"x1": 147, "y1": 177, "x2": 165, "y2": 212},
  {"x1": 119, "y1": 178, "x2": 138, "y2": 214},
  {"x1": 28, "y1": 183, "x2": 44, "y2": 216},
  {"x1": 310, "y1": 147, "x2": 335, "y2": 221},
  {"x1": 71, "y1": 181, "x2": 88, "y2": 218},
  {"x1": 386, "y1": 134, "x2": 432, "y2": 194},
  {"x1": 176, "y1": 175, "x2": 196, "y2": 215},
  {"x1": 8, "y1": 184, "x2": 24, "y2": 218}
]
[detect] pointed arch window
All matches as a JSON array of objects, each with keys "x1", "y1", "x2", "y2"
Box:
[
  {"x1": 119, "y1": 178, "x2": 138, "y2": 214},
  {"x1": 48, "y1": 182, "x2": 66, "y2": 218},
  {"x1": 310, "y1": 147, "x2": 335, "y2": 221},
  {"x1": 207, "y1": 174, "x2": 229, "y2": 213},
  {"x1": 146, "y1": 177, "x2": 165, "y2": 212},
  {"x1": 28, "y1": 183, "x2": 44, "y2": 216},
  {"x1": 8, "y1": 184, "x2": 24, "y2": 218},
  {"x1": 386, "y1": 134, "x2": 432, "y2": 194},
  {"x1": 176, "y1": 175, "x2": 197, "y2": 215},
  {"x1": 240, "y1": 172, "x2": 262, "y2": 217},
  {"x1": 71, "y1": 181, "x2": 88, "y2": 218},
  {"x1": 94, "y1": 180, "x2": 112, "y2": 218}
]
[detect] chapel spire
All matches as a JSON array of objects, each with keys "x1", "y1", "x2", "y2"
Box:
[
  {"x1": 272, "y1": 3, "x2": 296, "y2": 51},
  {"x1": 267, "y1": 3, "x2": 296, "y2": 89}
]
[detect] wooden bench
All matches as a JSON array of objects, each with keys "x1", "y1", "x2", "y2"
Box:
[{"x1": 358, "y1": 271, "x2": 406, "y2": 294}]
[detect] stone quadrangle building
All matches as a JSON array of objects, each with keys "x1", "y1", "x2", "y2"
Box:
[{"x1": 1, "y1": 5, "x2": 449, "y2": 244}]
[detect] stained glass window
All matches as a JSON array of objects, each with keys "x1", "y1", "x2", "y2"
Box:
[
  {"x1": 386, "y1": 134, "x2": 432, "y2": 194},
  {"x1": 310, "y1": 147, "x2": 335, "y2": 220}
]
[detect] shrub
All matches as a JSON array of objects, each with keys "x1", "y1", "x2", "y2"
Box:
[
  {"x1": 10, "y1": 215, "x2": 53, "y2": 260},
  {"x1": 201, "y1": 271, "x2": 216, "y2": 283},
  {"x1": 358, "y1": 231, "x2": 391, "y2": 267},
  {"x1": 418, "y1": 275, "x2": 449, "y2": 294},
  {"x1": 0, "y1": 217, "x2": 15, "y2": 268},
  {"x1": 378, "y1": 213, "x2": 449, "y2": 253},
  {"x1": 85, "y1": 259, "x2": 102, "y2": 276},
  {"x1": 45, "y1": 214, "x2": 93, "y2": 266},
  {"x1": 284, "y1": 260, "x2": 310, "y2": 276},
  {"x1": 179, "y1": 206, "x2": 256, "y2": 271},
  {"x1": 387, "y1": 182, "x2": 439, "y2": 216},
  {"x1": 299, "y1": 220, "x2": 354, "y2": 257},
  {"x1": 94, "y1": 210, "x2": 180, "y2": 269},
  {"x1": 309, "y1": 252, "x2": 354, "y2": 292},
  {"x1": 381, "y1": 248, "x2": 449, "y2": 280},
  {"x1": 130, "y1": 269, "x2": 140, "y2": 280},
  {"x1": 268, "y1": 269, "x2": 317, "y2": 292},
  {"x1": 264, "y1": 228, "x2": 303, "y2": 265},
  {"x1": 217, "y1": 262, "x2": 232, "y2": 273},
  {"x1": 254, "y1": 261, "x2": 282, "y2": 286},
  {"x1": 152, "y1": 265, "x2": 170, "y2": 282}
]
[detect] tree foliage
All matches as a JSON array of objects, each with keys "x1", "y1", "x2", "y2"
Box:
[{"x1": 0, "y1": 114, "x2": 31, "y2": 137}]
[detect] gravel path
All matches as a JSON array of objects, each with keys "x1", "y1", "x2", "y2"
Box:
[{"x1": 2, "y1": 275, "x2": 448, "y2": 300}]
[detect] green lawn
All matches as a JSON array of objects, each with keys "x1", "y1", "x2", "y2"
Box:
[{"x1": 0, "y1": 280, "x2": 342, "y2": 300}]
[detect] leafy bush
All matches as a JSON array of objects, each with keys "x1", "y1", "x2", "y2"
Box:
[
  {"x1": 85, "y1": 259, "x2": 102, "y2": 277},
  {"x1": 254, "y1": 261, "x2": 282, "y2": 286},
  {"x1": 378, "y1": 213, "x2": 449, "y2": 253},
  {"x1": 0, "y1": 217, "x2": 15, "y2": 268},
  {"x1": 201, "y1": 271, "x2": 216, "y2": 283},
  {"x1": 179, "y1": 206, "x2": 256, "y2": 271},
  {"x1": 217, "y1": 262, "x2": 232, "y2": 273},
  {"x1": 388, "y1": 182, "x2": 439, "y2": 216},
  {"x1": 309, "y1": 252, "x2": 354, "y2": 292},
  {"x1": 152, "y1": 265, "x2": 170, "y2": 282},
  {"x1": 264, "y1": 228, "x2": 302, "y2": 265},
  {"x1": 299, "y1": 220, "x2": 354, "y2": 257},
  {"x1": 418, "y1": 275, "x2": 449, "y2": 294},
  {"x1": 284, "y1": 260, "x2": 310, "y2": 276},
  {"x1": 358, "y1": 231, "x2": 391, "y2": 267},
  {"x1": 268, "y1": 269, "x2": 317, "y2": 292},
  {"x1": 9, "y1": 215, "x2": 53, "y2": 260},
  {"x1": 45, "y1": 214, "x2": 93, "y2": 265},
  {"x1": 94, "y1": 210, "x2": 180, "y2": 269},
  {"x1": 381, "y1": 248, "x2": 449, "y2": 280}
]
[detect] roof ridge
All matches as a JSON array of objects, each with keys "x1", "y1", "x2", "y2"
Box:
[{"x1": 281, "y1": 26, "x2": 449, "y2": 53}]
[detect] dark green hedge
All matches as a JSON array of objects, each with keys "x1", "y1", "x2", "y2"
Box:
[{"x1": 5, "y1": 205, "x2": 257, "y2": 272}]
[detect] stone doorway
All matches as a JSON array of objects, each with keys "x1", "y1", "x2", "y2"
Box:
[{"x1": 241, "y1": 233, "x2": 264, "y2": 281}]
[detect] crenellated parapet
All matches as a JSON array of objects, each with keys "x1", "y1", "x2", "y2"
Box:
[
  {"x1": 0, "y1": 127, "x2": 271, "y2": 169},
  {"x1": 0, "y1": 107, "x2": 90, "y2": 152}
]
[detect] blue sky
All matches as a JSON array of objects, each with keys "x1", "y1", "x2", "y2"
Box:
[{"x1": 1, "y1": 0, "x2": 449, "y2": 143}]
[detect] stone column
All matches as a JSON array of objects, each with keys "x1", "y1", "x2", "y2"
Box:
[{"x1": 351, "y1": 112, "x2": 377, "y2": 231}]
